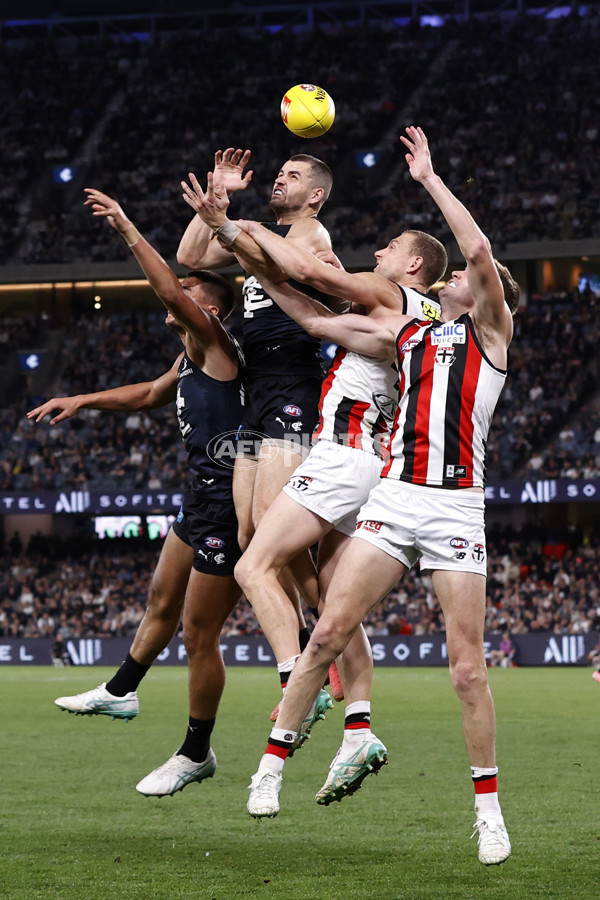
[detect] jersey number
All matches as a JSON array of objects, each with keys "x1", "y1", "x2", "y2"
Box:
[
  {"x1": 176, "y1": 386, "x2": 192, "y2": 437},
  {"x1": 243, "y1": 275, "x2": 273, "y2": 318}
]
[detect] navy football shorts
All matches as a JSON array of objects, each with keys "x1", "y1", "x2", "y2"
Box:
[
  {"x1": 172, "y1": 491, "x2": 241, "y2": 576},
  {"x1": 237, "y1": 374, "x2": 322, "y2": 455}
]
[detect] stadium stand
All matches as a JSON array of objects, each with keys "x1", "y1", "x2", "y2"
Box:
[{"x1": 0, "y1": 2, "x2": 598, "y2": 649}]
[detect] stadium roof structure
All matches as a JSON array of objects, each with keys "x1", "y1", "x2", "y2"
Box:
[{"x1": 1, "y1": 0, "x2": 596, "y2": 38}]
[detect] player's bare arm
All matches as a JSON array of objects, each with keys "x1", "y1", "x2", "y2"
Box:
[
  {"x1": 259, "y1": 276, "x2": 403, "y2": 360},
  {"x1": 400, "y1": 126, "x2": 513, "y2": 358},
  {"x1": 181, "y1": 170, "x2": 333, "y2": 285},
  {"x1": 177, "y1": 148, "x2": 253, "y2": 269},
  {"x1": 83, "y1": 189, "x2": 229, "y2": 360},
  {"x1": 239, "y1": 219, "x2": 399, "y2": 310},
  {"x1": 27, "y1": 357, "x2": 181, "y2": 425}
]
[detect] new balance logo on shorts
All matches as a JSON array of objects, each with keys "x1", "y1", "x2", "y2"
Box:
[{"x1": 357, "y1": 520, "x2": 383, "y2": 535}]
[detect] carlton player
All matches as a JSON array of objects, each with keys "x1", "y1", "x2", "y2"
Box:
[
  {"x1": 178, "y1": 148, "x2": 334, "y2": 674},
  {"x1": 246, "y1": 127, "x2": 519, "y2": 869},
  {"x1": 48, "y1": 189, "x2": 244, "y2": 799}
]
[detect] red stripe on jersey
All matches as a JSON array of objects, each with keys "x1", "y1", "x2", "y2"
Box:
[
  {"x1": 313, "y1": 348, "x2": 346, "y2": 439},
  {"x1": 411, "y1": 339, "x2": 437, "y2": 482},
  {"x1": 457, "y1": 335, "x2": 482, "y2": 487},
  {"x1": 382, "y1": 323, "x2": 423, "y2": 476},
  {"x1": 347, "y1": 400, "x2": 371, "y2": 449}
]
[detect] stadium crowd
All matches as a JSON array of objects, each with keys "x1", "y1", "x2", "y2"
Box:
[
  {"x1": 1, "y1": 524, "x2": 598, "y2": 644},
  {"x1": 1, "y1": 284, "x2": 598, "y2": 491},
  {"x1": 0, "y1": 9, "x2": 597, "y2": 265}
]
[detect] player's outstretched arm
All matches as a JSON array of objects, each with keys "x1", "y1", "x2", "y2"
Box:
[
  {"x1": 237, "y1": 219, "x2": 397, "y2": 310},
  {"x1": 400, "y1": 126, "x2": 511, "y2": 336},
  {"x1": 27, "y1": 358, "x2": 180, "y2": 425},
  {"x1": 177, "y1": 148, "x2": 253, "y2": 269},
  {"x1": 180, "y1": 172, "x2": 293, "y2": 284},
  {"x1": 260, "y1": 276, "x2": 399, "y2": 359},
  {"x1": 84, "y1": 189, "x2": 221, "y2": 347}
]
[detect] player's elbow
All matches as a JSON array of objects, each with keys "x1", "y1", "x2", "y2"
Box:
[
  {"x1": 176, "y1": 250, "x2": 190, "y2": 267},
  {"x1": 464, "y1": 235, "x2": 492, "y2": 266}
]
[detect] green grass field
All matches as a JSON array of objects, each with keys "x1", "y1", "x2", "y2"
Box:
[{"x1": 1, "y1": 666, "x2": 598, "y2": 900}]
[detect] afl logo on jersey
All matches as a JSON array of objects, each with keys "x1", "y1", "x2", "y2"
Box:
[
  {"x1": 283, "y1": 404, "x2": 302, "y2": 417},
  {"x1": 400, "y1": 338, "x2": 420, "y2": 355},
  {"x1": 450, "y1": 537, "x2": 469, "y2": 549},
  {"x1": 205, "y1": 537, "x2": 225, "y2": 549}
]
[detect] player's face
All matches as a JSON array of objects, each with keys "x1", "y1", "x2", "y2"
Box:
[
  {"x1": 270, "y1": 160, "x2": 315, "y2": 212},
  {"x1": 373, "y1": 234, "x2": 415, "y2": 280},
  {"x1": 437, "y1": 269, "x2": 473, "y2": 312},
  {"x1": 164, "y1": 311, "x2": 186, "y2": 335}
]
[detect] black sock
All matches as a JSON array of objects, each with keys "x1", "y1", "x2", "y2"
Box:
[
  {"x1": 178, "y1": 716, "x2": 215, "y2": 763},
  {"x1": 299, "y1": 627, "x2": 311, "y2": 652},
  {"x1": 105, "y1": 653, "x2": 150, "y2": 697}
]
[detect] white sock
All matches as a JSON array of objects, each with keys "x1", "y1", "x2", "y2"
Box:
[
  {"x1": 342, "y1": 701, "x2": 371, "y2": 747},
  {"x1": 257, "y1": 753, "x2": 285, "y2": 775},
  {"x1": 471, "y1": 765, "x2": 501, "y2": 817}
]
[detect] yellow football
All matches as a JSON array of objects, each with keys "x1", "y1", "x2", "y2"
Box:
[{"x1": 280, "y1": 84, "x2": 335, "y2": 138}]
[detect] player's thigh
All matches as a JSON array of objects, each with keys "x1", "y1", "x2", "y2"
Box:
[
  {"x1": 320, "y1": 536, "x2": 408, "y2": 636},
  {"x1": 233, "y1": 455, "x2": 258, "y2": 546},
  {"x1": 431, "y1": 569, "x2": 487, "y2": 664},
  {"x1": 183, "y1": 571, "x2": 241, "y2": 640},
  {"x1": 242, "y1": 490, "x2": 329, "y2": 574},
  {"x1": 252, "y1": 442, "x2": 306, "y2": 522},
  {"x1": 317, "y1": 529, "x2": 350, "y2": 599},
  {"x1": 149, "y1": 526, "x2": 194, "y2": 612}
]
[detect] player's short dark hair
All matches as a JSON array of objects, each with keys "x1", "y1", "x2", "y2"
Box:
[
  {"x1": 403, "y1": 230, "x2": 448, "y2": 288},
  {"x1": 494, "y1": 261, "x2": 520, "y2": 314},
  {"x1": 185, "y1": 270, "x2": 235, "y2": 320},
  {"x1": 289, "y1": 154, "x2": 333, "y2": 209}
]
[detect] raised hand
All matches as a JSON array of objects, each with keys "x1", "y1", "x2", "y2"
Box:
[
  {"x1": 83, "y1": 188, "x2": 132, "y2": 232},
  {"x1": 181, "y1": 171, "x2": 230, "y2": 229},
  {"x1": 27, "y1": 396, "x2": 82, "y2": 425},
  {"x1": 213, "y1": 148, "x2": 253, "y2": 193},
  {"x1": 399, "y1": 126, "x2": 435, "y2": 184}
]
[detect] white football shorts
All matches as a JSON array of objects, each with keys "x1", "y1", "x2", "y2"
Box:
[
  {"x1": 282, "y1": 439, "x2": 383, "y2": 536},
  {"x1": 353, "y1": 478, "x2": 487, "y2": 575}
]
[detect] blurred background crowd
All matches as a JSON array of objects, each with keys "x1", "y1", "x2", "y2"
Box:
[{"x1": 1, "y1": 2, "x2": 599, "y2": 649}]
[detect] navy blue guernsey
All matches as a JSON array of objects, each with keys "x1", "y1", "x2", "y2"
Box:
[
  {"x1": 176, "y1": 353, "x2": 244, "y2": 500},
  {"x1": 242, "y1": 222, "x2": 327, "y2": 377}
]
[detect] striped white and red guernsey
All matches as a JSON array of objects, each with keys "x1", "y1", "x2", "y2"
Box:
[
  {"x1": 382, "y1": 313, "x2": 506, "y2": 488},
  {"x1": 313, "y1": 287, "x2": 441, "y2": 455}
]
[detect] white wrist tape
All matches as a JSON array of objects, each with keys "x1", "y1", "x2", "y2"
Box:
[{"x1": 213, "y1": 221, "x2": 242, "y2": 245}]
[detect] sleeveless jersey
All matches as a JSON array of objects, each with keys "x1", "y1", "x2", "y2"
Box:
[
  {"x1": 313, "y1": 286, "x2": 441, "y2": 456},
  {"x1": 241, "y1": 222, "x2": 326, "y2": 377},
  {"x1": 175, "y1": 350, "x2": 245, "y2": 500},
  {"x1": 381, "y1": 313, "x2": 506, "y2": 488}
]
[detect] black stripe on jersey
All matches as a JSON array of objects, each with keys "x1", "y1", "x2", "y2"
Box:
[
  {"x1": 332, "y1": 396, "x2": 357, "y2": 439},
  {"x1": 442, "y1": 327, "x2": 468, "y2": 485},
  {"x1": 397, "y1": 285, "x2": 408, "y2": 315},
  {"x1": 402, "y1": 337, "x2": 428, "y2": 480}
]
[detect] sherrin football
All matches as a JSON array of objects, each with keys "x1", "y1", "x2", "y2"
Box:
[{"x1": 280, "y1": 84, "x2": 335, "y2": 138}]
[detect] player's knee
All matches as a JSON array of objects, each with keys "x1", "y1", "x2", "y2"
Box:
[
  {"x1": 234, "y1": 553, "x2": 273, "y2": 595},
  {"x1": 309, "y1": 617, "x2": 348, "y2": 661},
  {"x1": 146, "y1": 582, "x2": 182, "y2": 624},
  {"x1": 450, "y1": 657, "x2": 488, "y2": 700},
  {"x1": 182, "y1": 620, "x2": 211, "y2": 657}
]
